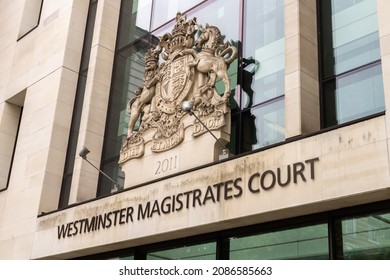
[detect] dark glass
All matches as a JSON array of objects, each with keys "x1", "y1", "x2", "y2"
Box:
[
  {"x1": 97, "y1": 160, "x2": 125, "y2": 196},
  {"x1": 98, "y1": 36, "x2": 153, "y2": 196},
  {"x1": 100, "y1": 42, "x2": 149, "y2": 162},
  {"x1": 147, "y1": 241, "x2": 216, "y2": 260},
  {"x1": 116, "y1": 0, "x2": 152, "y2": 50},
  {"x1": 336, "y1": 211, "x2": 390, "y2": 259},
  {"x1": 237, "y1": 0, "x2": 285, "y2": 153},
  {"x1": 230, "y1": 223, "x2": 329, "y2": 260},
  {"x1": 227, "y1": 112, "x2": 240, "y2": 155},
  {"x1": 241, "y1": 98, "x2": 284, "y2": 152}
]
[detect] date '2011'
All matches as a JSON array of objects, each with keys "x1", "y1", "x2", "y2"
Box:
[{"x1": 154, "y1": 156, "x2": 178, "y2": 175}]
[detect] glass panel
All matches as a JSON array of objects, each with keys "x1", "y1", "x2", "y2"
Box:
[
  {"x1": 152, "y1": 0, "x2": 240, "y2": 59},
  {"x1": 174, "y1": 0, "x2": 240, "y2": 102},
  {"x1": 116, "y1": 0, "x2": 153, "y2": 50},
  {"x1": 243, "y1": 0, "x2": 284, "y2": 108},
  {"x1": 230, "y1": 223, "x2": 329, "y2": 260},
  {"x1": 98, "y1": 159, "x2": 125, "y2": 196},
  {"x1": 321, "y1": 0, "x2": 381, "y2": 78},
  {"x1": 151, "y1": 0, "x2": 205, "y2": 30},
  {"x1": 99, "y1": 36, "x2": 155, "y2": 196},
  {"x1": 152, "y1": 0, "x2": 240, "y2": 86},
  {"x1": 147, "y1": 242, "x2": 216, "y2": 260},
  {"x1": 103, "y1": 38, "x2": 151, "y2": 161},
  {"x1": 337, "y1": 211, "x2": 390, "y2": 259},
  {"x1": 322, "y1": 63, "x2": 384, "y2": 127},
  {"x1": 227, "y1": 112, "x2": 239, "y2": 155},
  {"x1": 242, "y1": 98, "x2": 284, "y2": 152}
]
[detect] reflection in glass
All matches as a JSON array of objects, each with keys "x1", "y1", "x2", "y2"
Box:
[
  {"x1": 243, "y1": 0, "x2": 285, "y2": 108},
  {"x1": 241, "y1": 99, "x2": 284, "y2": 151},
  {"x1": 152, "y1": 0, "x2": 240, "y2": 99},
  {"x1": 322, "y1": 63, "x2": 384, "y2": 127},
  {"x1": 230, "y1": 224, "x2": 329, "y2": 260},
  {"x1": 99, "y1": 160, "x2": 125, "y2": 196},
  {"x1": 337, "y1": 212, "x2": 390, "y2": 259},
  {"x1": 319, "y1": 0, "x2": 384, "y2": 128},
  {"x1": 151, "y1": 0, "x2": 205, "y2": 30},
  {"x1": 240, "y1": 0, "x2": 285, "y2": 153},
  {"x1": 117, "y1": 0, "x2": 153, "y2": 50},
  {"x1": 188, "y1": 0, "x2": 240, "y2": 103},
  {"x1": 105, "y1": 42, "x2": 148, "y2": 158},
  {"x1": 98, "y1": 37, "x2": 153, "y2": 196},
  {"x1": 320, "y1": 0, "x2": 381, "y2": 78},
  {"x1": 147, "y1": 242, "x2": 216, "y2": 260}
]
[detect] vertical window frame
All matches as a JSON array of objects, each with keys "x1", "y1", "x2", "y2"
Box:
[{"x1": 317, "y1": 0, "x2": 385, "y2": 128}]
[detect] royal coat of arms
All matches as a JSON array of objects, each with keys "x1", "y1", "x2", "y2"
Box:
[{"x1": 119, "y1": 12, "x2": 237, "y2": 164}]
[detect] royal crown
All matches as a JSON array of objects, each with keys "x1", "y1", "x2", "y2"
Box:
[{"x1": 170, "y1": 12, "x2": 196, "y2": 51}]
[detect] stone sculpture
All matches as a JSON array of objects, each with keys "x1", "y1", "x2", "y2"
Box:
[{"x1": 119, "y1": 12, "x2": 238, "y2": 164}]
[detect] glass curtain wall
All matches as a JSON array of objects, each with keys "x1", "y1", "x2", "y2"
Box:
[
  {"x1": 229, "y1": 223, "x2": 329, "y2": 260},
  {"x1": 99, "y1": 0, "x2": 285, "y2": 195},
  {"x1": 147, "y1": 241, "x2": 217, "y2": 260},
  {"x1": 318, "y1": 0, "x2": 385, "y2": 127},
  {"x1": 76, "y1": 202, "x2": 390, "y2": 260}
]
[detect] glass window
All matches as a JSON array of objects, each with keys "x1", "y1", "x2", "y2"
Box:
[
  {"x1": 100, "y1": 0, "x2": 285, "y2": 188},
  {"x1": 152, "y1": 0, "x2": 240, "y2": 102},
  {"x1": 336, "y1": 211, "x2": 390, "y2": 259},
  {"x1": 147, "y1": 241, "x2": 216, "y2": 260},
  {"x1": 117, "y1": 0, "x2": 153, "y2": 50},
  {"x1": 151, "y1": 0, "x2": 205, "y2": 30},
  {"x1": 319, "y1": 0, "x2": 384, "y2": 127},
  {"x1": 243, "y1": 0, "x2": 285, "y2": 108},
  {"x1": 239, "y1": 0, "x2": 285, "y2": 153},
  {"x1": 98, "y1": 36, "x2": 155, "y2": 196},
  {"x1": 321, "y1": 0, "x2": 381, "y2": 78},
  {"x1": 230, "y1": 223, "x2": 329, "y2": 260},
  {"x1": 322, "y1": 63, "x2": 384, "y2": 127},
  {"x1": 247, "y1": 98, "x2": 284, "y2": 150}
]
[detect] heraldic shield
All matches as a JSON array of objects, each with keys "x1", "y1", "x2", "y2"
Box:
[
  {"x1": 156, "y1": 54, "x2": 196, "y2": 115},
  {"x1": 119, "y1": 12, "x2": 238, "y2": 187}
]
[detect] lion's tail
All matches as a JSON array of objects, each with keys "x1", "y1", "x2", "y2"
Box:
[{"x1": 216, "y1": 44, "x2": 238, "y2": 65}]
